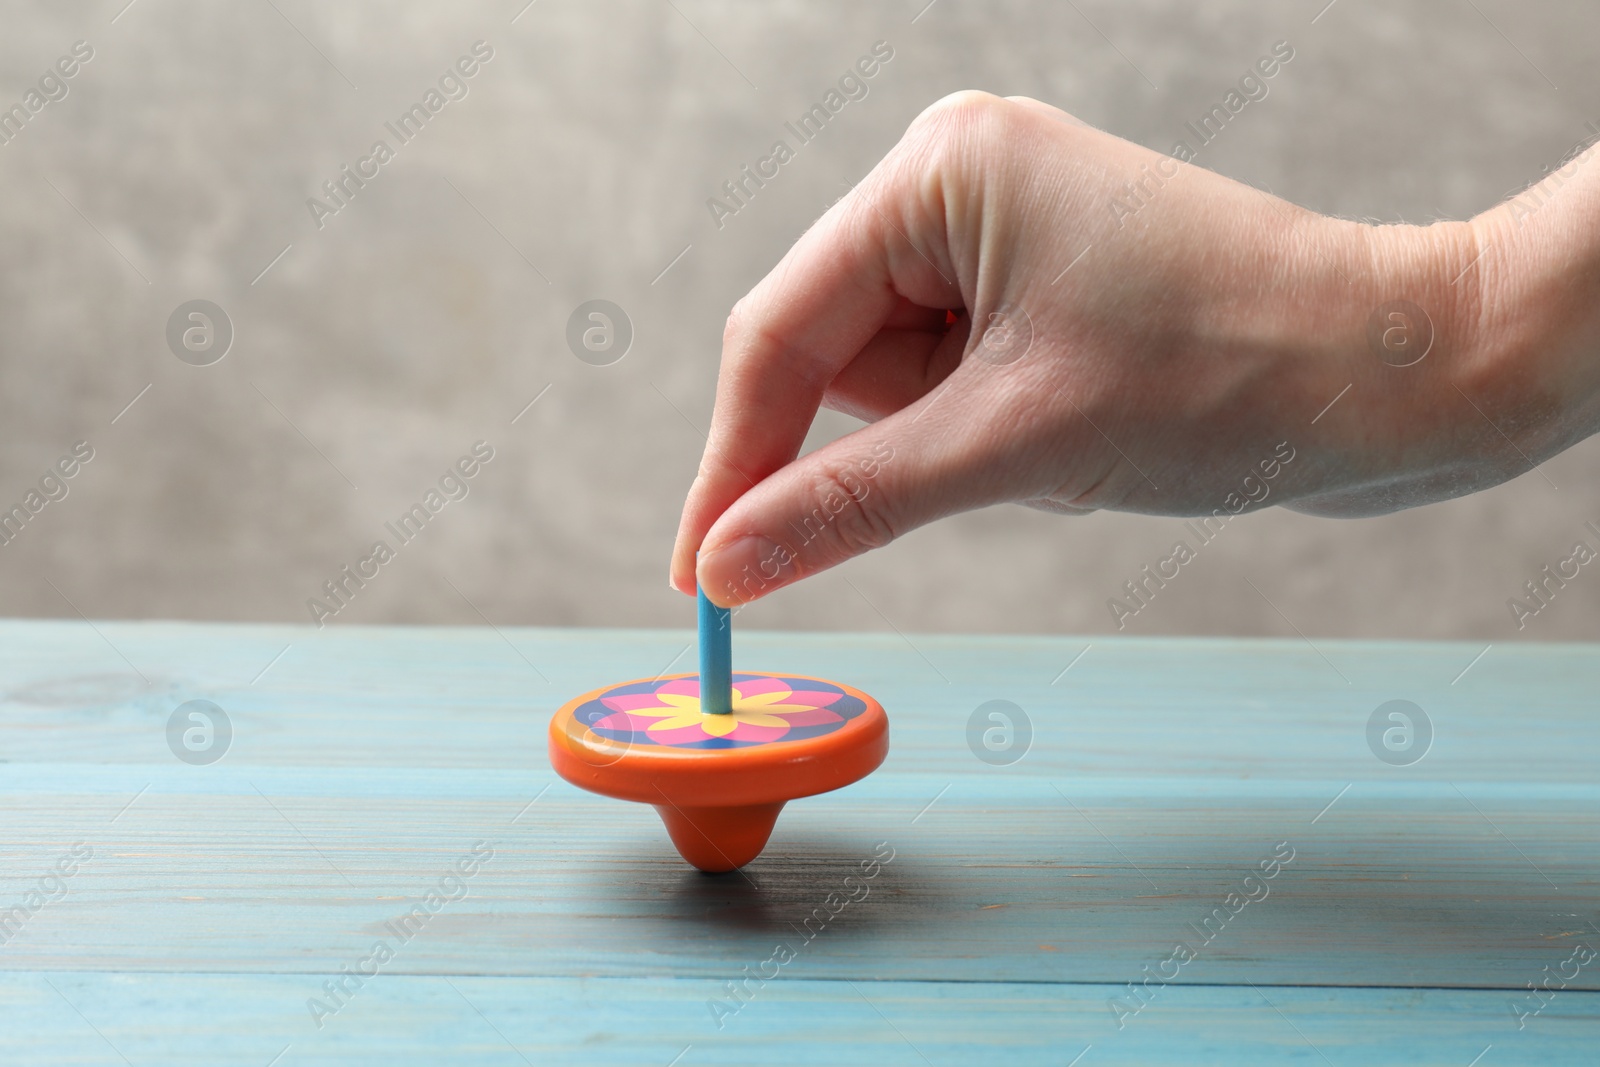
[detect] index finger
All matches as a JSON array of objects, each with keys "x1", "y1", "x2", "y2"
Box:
[{"x1": 669, "y1": 177, "x2": 957, "y2": 593}]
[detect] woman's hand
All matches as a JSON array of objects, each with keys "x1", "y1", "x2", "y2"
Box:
[{"x1": 671, "y1": 90, "x2": 1596, "y2": 607}]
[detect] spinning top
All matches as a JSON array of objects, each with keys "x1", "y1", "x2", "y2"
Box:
[{"x1": 548, "y1": 583, "x2": 888, "y2": 872}]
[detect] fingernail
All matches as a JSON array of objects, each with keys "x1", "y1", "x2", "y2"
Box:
[{"x1": 698, "y1": 536, "x2": 784, "y2": 605}]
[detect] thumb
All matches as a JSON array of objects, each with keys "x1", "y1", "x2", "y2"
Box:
[{"x1": 694, "y1": 395, "x2": 1010, "y2": 607}]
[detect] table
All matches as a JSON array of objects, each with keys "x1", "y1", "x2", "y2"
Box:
[{"x1": 2, "y1": 620, "x2": 1596, "y2": 1064}]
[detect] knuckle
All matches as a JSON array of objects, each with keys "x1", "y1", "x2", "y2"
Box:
[
  {"x1": 909, "y1": 90, "x2": 1007, "y2": 136},
  {"x1": 721, "y1": 301, "x2": 814, "y2": 384},
  {"x1": 721, "y1": 299, "x2": 751, "y2": 350},
  {"x1": 899, "y1": 91, "x2": 1023, "y2": 187},
  {"x1": 801, "y1": 464, "x2": 898, "y2": 559}
]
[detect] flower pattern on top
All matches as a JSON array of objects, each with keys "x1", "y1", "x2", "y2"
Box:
[{"x1": 578, "y1": 674, "x2": 863, "y2": 749}]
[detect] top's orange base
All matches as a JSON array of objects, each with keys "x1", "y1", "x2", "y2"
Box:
[
  {"x1": 653, "y1": 801, "x2": 786, "y2": 872},
  {"x1": 548, "y1": 672, "x2": 888, "y2": 872}
]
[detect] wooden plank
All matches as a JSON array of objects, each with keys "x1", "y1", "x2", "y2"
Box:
[
  {"x1": 1, "y1": 764, "x2": 1594, "y2": 987},
  {"x1": 1, "y1": 622, "x2": 1598, "y2": 781},
  {"x1": 2, "y1": 971, "x2": 1589, "y2": 1066}
]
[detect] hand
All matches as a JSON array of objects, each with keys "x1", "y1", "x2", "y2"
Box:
[{"x1": 671, "y1": 91, "x2": 1598, "y2": 607}]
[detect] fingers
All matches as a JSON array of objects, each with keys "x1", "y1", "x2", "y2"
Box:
[
  {"x1": 879, "y1": 293, "x2": 956, "y2": 333},
  {"x1": 693, "y1": 378, "x2": 1018, "y2": 607},
  {"x1": 669, "y1": 169, "x2": 960, "y2": 594},
  {"x1": 823, "y1": 314, "x2": 969, "y2": 423}
]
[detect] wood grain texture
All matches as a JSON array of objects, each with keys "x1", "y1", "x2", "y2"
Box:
[
  {"x1": 3, "y1": 973, "x2": 1590, "y2": 1066},
  {"x1": 1, "y1": 620, "x2": 1597, "y2": 1063}
]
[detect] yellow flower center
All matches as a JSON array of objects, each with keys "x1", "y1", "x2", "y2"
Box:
[{"x1": 627, "y1": 689, "x2": 818, "y2": 738}]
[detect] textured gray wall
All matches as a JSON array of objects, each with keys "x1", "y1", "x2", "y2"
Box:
[{"x1": 0, "y1": 0, "x2": 1595, "y2": 641}]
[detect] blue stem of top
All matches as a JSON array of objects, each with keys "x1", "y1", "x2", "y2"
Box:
[{"x1": 697, "y1": 579, "x2": 733, "y2": 715}]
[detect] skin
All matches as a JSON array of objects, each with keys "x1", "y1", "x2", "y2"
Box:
[{"x1": 671, "y1": 91, "x2": 1600, "y2": 608}]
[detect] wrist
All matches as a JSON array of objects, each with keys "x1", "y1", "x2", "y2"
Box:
[
  {"x1": 1455, "y1": 192, "x2": 1600, "y2": 459},
  {"x1": 1285, "y1": 214, "x2": 1547, "y2": 515},
  {"x1": 1356, "y1": 209, "x2": 1595, "y2": 464}
]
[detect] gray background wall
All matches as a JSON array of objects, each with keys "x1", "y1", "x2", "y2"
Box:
[{"x1": 0, "y1": 0, "x2": 1595, "y2": 641}]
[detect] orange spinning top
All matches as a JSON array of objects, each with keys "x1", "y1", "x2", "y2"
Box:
[{"x1": 548, "y1": 671, "x2": 889, "y2": 871}]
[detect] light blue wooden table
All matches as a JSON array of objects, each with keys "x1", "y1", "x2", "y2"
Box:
[{"x1": 2, "y1": 620, "x2": 1597, "y2": 1064}]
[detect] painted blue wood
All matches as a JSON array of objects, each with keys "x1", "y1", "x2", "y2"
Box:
[
  {"x1": 1, "y1": 765, "x2": 1595, "y2": 988},
  {"x1": 1, "y1": 973, "x2": 1587, "y2": 1066},
  {"x1": 3, "y1": 621, "x2": 1597, "y2": 782},
  {"x1": 1, "y1": 620, "x2": 1597, "y2": 1061}
]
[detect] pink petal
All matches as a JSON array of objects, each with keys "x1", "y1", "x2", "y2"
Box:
[
  {"x1": 593, "y1": 711, "x2": 667, "y2": 732},
  {"x1": 656, "y1": 678, "x2": 701, "y2": 699},
  {"x1": 649, "y1": 723, "x2": 712, "y2": 745},
  {"x1": 727, "y1": 721, "x2": 789, "y2": 742}
]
